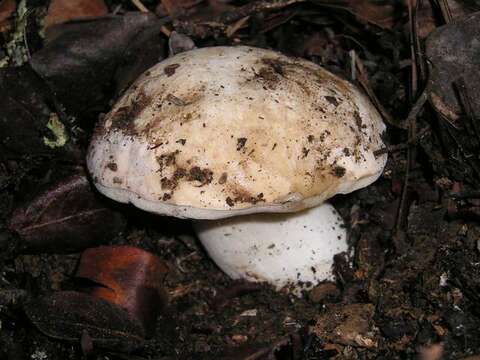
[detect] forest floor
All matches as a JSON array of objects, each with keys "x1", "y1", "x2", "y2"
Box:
[{"x1": 1, "y1": 0, "x2": 480, "y2": 359}]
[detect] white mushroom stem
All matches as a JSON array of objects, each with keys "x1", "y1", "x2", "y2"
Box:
[{"x1": 193, "y1": 202, "x2": 347, "y2": 295}]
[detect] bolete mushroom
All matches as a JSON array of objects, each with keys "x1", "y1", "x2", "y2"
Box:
[{"x1": 87, "y1": 46, "x2": 387, "y2": 293}]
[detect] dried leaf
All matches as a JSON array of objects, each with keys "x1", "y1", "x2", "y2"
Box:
[
  {"x1": 0, "y1": 0, "x2": 14, "y2": 21},
  {"x1": 418, "y1": 343, "x2": 444, "y2": 360},
  {"x1": 425, "y1": 12, "x2": 480, "y2": 183},
  {"x1": 347, "y1": 0, "x2": 395, "y2": 29},
  {"x1": 8, "y1": 170, "x2": 126, "y2": 253},
  {"x1": 161, "y1": 0, "x2": 184, "y2": 18},
  {"x1": 44, "y1": 0, "x2": 108, "y2": 29},
  {"x1": 30, "y1": 13, "x2": 166, "y2": 123},
  {"x1": 156, "y1": 0, "x2": 203, "y2": 18},
  {"x1": 416, "y1": 0, "x2": 476, "y2": 39},
  {"x1": 311, "y1": 0, "x2": 396, "y2": 29},
  {"x1": 168, "y1": 31, "x2": 196, "y2": 56},
  {"x1": 311, "y1": 303, "x2": 378, "y2": 348},
  {"x1": 426, "y1": 12, "x2": 480, "y2": 123},
  {"x1": 24, "y1": 291, "x2": 145, "y2": 351},
  {"x1": 76, "y1": 246, "x2": 168, "y2": 335},
  {"x1": 174, "y1": 0, "x2": 299, "y2": 38},
  {"x1": 415, "y1": 0, "x2": 438, "y2": 40},
  {"x1": 0, "y1": 0, "x2": 15, "y2": 32}
]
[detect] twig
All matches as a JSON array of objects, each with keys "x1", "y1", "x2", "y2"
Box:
[
  {"x1": 405, "y1": 88, "x2": 428, "y2": 125},
  {"x1": 444, "y1": 125, "x2": 480, "y2": 179},
  {"x1": 175, "y1": 0, "x2": 305, "y2": 38},
  {"x1": 434, "y1": 78, "x2": 480, "y2": 180},
  {"x1": 373, "y1": 144, "x2": 409, "y2": 157},
  {"x1": 373, "y1": 129, "x2": 434, "y2": 158},
  {"x1": 22, "y1": 9, "x2": 36, "y2": 61},
  {"x1": 112, "y1": 4, "x2": 123, "y2": 15},
  {"x1": 130, "y1": 0, "x2": 173, "y2": 37},
  {"x1": 446, "y1": 190, "x2": 480, "y2": 199},
  {"x1": 355, "y1": 56, "x2": 403, "y2": 129},
  {"x1": 441, "y1": 79, "x2": 480, "y2": 179},
  {"x1": 407, "y1": 0, "x2": 418, "y2": 99},
  {"x1": 414, "y1": 0, "x2": 427, "y2": 82},
  {"x1": 217, "y1": 0, "x2": 305, "y2": 24},
  {"x1": 226, "y1": 16, "x2": 250, "y2": 38},
  {"x1": 160, "y1": 25, "x2": 172, "y2": 37},
  {"x1": 338, "y1": 35, "x2": 370, "y2": 55},
  {"x1": 259, "y1": 8, "x2": 298, "y2": 34},
  {"x1": 130, "y1": 0, "x2": 149, "y2": 13},
  {"x1": 436, "y1": 0, "x2": 453, "y2": 23},
  {"x1": 394, "y1": 89, "x2": 428, "y2": 238},
  {"x1": 311, "y1": 1, "x2": 391, "y2": 29}
]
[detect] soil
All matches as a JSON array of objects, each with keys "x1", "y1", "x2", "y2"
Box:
[{"x1": 1, "y1": 0, "x2": 480, "y2": 359}]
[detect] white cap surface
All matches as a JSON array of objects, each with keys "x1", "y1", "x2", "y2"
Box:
[
  {"x1": 87, "y1": 46, "x2": 387, "y2": 219},
  {"x1": 193, "y1": 203, "x2": 347, "y2": 293}
]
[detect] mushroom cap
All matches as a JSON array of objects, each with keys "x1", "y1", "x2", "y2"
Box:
[
  {"x1": 87, "y1": 46, "x2": 387, "y2": 219},
  {"x1": 193, "y1": 203, "x2": 348, "y2": 293}
]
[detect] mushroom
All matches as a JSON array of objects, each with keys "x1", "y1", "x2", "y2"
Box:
[
  {"x1": 193, "y1": 203, "x2": 347, "y2": 293},
  {"x1": 87, "y1": 46, "x2": 387, "y2": 293}
]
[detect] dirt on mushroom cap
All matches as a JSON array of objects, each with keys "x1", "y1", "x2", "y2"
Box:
[{"x1": 87, "y1": 46, "x2": 387, "y2": 219}]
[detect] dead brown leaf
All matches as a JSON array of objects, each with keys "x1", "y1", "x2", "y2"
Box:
[
  {"x1": 427, "y1": 13, "x2": 480, "y2": 126},
  {"x1": 314, "y1": 0, "x2": 397, "y2": 29},
  {"x1": 24, "y1": 291, "x2": 145, "y2": 351},
  {"x1": 417, "y1": 343, "x2": 444, "y2": 360},
  {"x1": 7, "y1": 170, "x2": 126, "y2": 253},
  {"x1": 156, "y1": 0, "x2": 204, "y2": 18},
  {"x1": 311, "y1": 303, "x2": 378, "y2": 348},
  {"x1": 0, "y1": 0, "x2": 15, "y2": 33},
  {"x1": 44, "y1": 0, "x2": 108, "y2": 29},
  {"x1": 30, "y1": 13, "x2": 164, "y2": 121},
  {"x1": 76, "y1": 246, "x2": 168, "y2": 335},
  {"x1": 160, "y1": 0, "x2": 184, "y2": 18},
  {"x1": 348, "y1": 0, "x2": 396, "y2": 29}
]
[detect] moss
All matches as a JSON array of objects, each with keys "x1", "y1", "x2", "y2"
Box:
[
  {"x1": 3, "y1": 0, "x2": 29, "y2": 67},
  {"x1": 43, "y1": 113, "x2": 68, "y2": 148}
]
